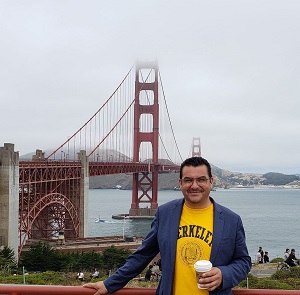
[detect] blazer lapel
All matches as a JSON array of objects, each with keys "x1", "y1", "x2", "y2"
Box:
[
  {"x1": 210, "y1": 201, "x2": 224, "y2": 264},
  {"x1": 168, "y1": 199, "x2": 183, "y2": 272}
]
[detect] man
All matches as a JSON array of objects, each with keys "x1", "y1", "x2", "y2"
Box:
[
  {"x1": 284, "y1": 248, "x2": 290, "y2": 262},
  {"x1": 256, "y1": 247, "x2": 263, "y2": 264},
  {"x1": 259, "y1": 247, "x2": 264, "y2": 264},
  {"x1": 84, "y1": 157, "x2": 251, "y2": 294}
]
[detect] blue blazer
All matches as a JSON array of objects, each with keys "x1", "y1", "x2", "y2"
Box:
[{"x1": 104, "y1": 198, "x2": 252, "y2": 295}]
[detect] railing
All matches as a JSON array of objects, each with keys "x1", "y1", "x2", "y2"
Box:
[{"x1": 0, "y1": 285, "x2": 300, "y2": 295}]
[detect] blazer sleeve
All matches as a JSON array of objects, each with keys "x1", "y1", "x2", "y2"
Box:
[{"x1": 103, "y1": 214, "x2": 160, "y2": 293}]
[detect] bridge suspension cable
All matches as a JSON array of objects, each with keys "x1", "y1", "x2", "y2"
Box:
[
  {"x1": 46, "y1": 63, "x2": 182, "y2": 165},
  {"x1": 46, "y1": 65, "x2": 136, "y2": 162},
  {"x1": 158, "y1": 70, "x2": 183, "y2": 164}
]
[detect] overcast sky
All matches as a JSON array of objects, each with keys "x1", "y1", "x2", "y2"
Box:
[{"x1": 1, "y1": 0, "x2": 299, "y2": 175}]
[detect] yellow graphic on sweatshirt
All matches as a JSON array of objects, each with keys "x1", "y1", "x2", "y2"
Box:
[{"x1": 179, "y1": 240, "x2": 204, "y2": 267}]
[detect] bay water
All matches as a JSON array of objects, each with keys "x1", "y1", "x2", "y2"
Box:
[{"x1": 88, "y1": 187, "x2": 300, "y2": 263}]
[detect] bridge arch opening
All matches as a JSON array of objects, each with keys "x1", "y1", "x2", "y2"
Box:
[{"x1": 19, "y1": 192, "x2": 80, "y2": 259}]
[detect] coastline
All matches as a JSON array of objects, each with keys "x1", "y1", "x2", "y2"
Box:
[{"x1": 214, "y1": 185, "x2": 300, "y2": 190}]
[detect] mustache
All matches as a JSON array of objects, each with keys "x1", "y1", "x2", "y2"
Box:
[{"x1": 188, "y1": 189, "x2": 204, "y2": 193}]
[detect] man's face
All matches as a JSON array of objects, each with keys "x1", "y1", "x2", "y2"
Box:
[{"x1": 179, "y1": 165, "x2": 213, "y2": 209}]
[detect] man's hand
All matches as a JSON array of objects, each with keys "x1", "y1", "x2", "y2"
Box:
[
  {"x1": 83, "y1": 281, "x2": 108, "y2": 295},
  {"x1": 198, "y1": 267, "x2": 222, "y2": 291}
]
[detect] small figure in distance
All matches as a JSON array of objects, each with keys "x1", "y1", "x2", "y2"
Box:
[
  {"x1": 90, "y1": 269, "x2": 99, "y2": 280},
  {"x1": 77, "y1": 271, "x2": 84, "y2": 281},
  {"x1": 83, "y1": 157, "x2": 251, "y2": 294},
  {"x1": 284, "y1": 248, "x2": 290, "y2": 262},
  {"x1": 285, "y1": 249, "x2": 300, "y2": 267},
  {"x1": 256, "y1": 248, "x2": 262, "y2": 264},
  {"x1": 144, "y1": 265, "x2": 156, "y2": 282},
  {"x1": 263, "y1": 251, "x2": 270, "y2": 264},
  {"x1": 259, "y1": 246, "x2": 264, "y2": 264},
  {"x1": 152, "y1": 261, "x2": 160, "y2": 275}
]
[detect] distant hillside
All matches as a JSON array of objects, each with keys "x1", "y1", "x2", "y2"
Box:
[{"x1": 90, "y1": 166, "x2": 300, "y2": 190}]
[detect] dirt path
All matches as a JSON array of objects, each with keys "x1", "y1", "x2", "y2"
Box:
[{"x1": 250, "y1": 263, "x2": 278, "y2": 277}]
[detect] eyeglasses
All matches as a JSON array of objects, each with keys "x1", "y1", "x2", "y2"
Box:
[{"x1": 180, "y1": 177, "x2": 210, "y2": 186}]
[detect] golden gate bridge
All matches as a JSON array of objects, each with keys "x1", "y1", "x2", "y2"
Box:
[{"x1": 0, "y1": 61, "x2": 202, "y2": 260}]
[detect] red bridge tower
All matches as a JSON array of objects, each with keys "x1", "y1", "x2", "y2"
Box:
[
  {"x1": 129, "y1": 62, "x2": 159, "y2": 217},
  {"x1": 192, "y1": 137, "x2": 201, "y2": 157}
]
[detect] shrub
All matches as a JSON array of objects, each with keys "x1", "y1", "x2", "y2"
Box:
[
  {"x1": 236, "y1": 273, "x2": 258, "y2": 288},
  {"x1": 272, "y1": 266, "x2": 300, "y2": 280},
  {"x1": 271, "y1": 257, "x2": 283, "y2": 263},
  {"x1": 289, "y1": 267, "x2": 300, "y2": 278},
  {"x1": 0, "y1": 274, "x2": 23, "y2": 284},
  {"x1": 252, "y1": 277, "x2": 294, "y2": 290},
  {"x1": 272, "y1": 269, "x2": 292, "y2": 280}
]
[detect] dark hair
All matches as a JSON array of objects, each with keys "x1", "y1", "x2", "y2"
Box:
[{"x1": 179, "y1": 157, "x2": 212, "y2": 179}]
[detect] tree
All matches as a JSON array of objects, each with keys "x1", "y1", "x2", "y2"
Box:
[
  {"x1": 61, "y1": 251, "x2": 102, "y2": 272},
  {"x1": 0, "y1": 246, "x2": 16, "y2": 265},
  {"x1": 20, "y1": 242, "x2": 63, "y2": 271},
  {"x1": 101, "y1": 246, "x2": 132, "y2": 272},
  {"x1": 0, "y1": 246, "x2": 17, "y2": 275}
]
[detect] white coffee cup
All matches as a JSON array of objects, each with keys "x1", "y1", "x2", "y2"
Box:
[{"x1": 194, "y1": 260, "x2": 213, "y2": 289}]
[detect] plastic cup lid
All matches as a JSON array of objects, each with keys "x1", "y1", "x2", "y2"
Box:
[{"x1": 194, "y1": 260, "x2": 212, "y2": 272}]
